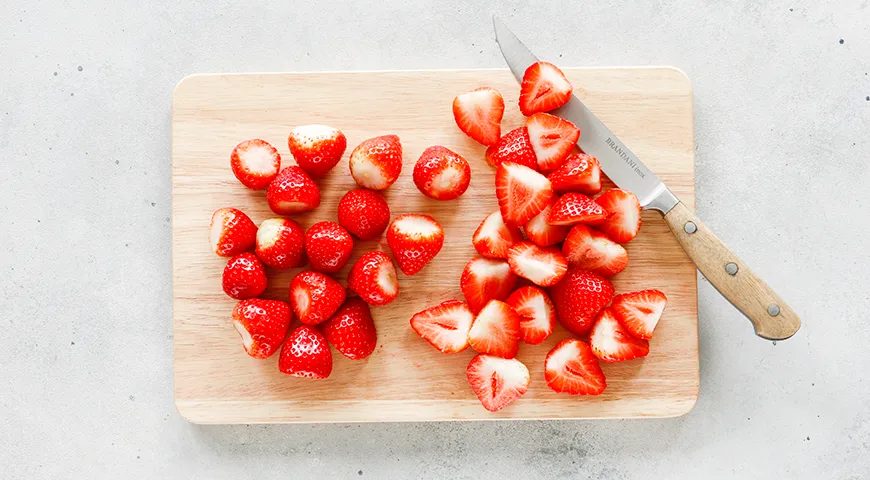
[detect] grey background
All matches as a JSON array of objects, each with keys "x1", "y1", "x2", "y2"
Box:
[{"x1": 1, "y1": 0, "x2": 868, "y2": 478}]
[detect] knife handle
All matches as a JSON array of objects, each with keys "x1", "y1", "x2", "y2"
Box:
[{"x1": 662, "y1": 201, "x2": 801, "y2": 340}]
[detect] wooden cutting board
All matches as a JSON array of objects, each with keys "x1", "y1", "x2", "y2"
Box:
[{"x1": 172, "y1": 67, "x2": 698, "y2": 423}]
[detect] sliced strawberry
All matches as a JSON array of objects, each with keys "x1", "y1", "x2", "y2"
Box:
[
  {"x1": 548, "y1": 192, "x2": 608, "y2": 226},
  {"x1": 255, "y1": 217, "x2": 306, "y2": 269},
  {"x1": 548, "y1": 268, "x2": 615, "y2": 336},
  {"x1": 526, "y1": 113, "x2": 580, "y2": 171},
  {"x1": 231, "y1": 299, "x2": 292, "y2": 359},
  {"x1": 484, "y1": 127, "x2": 538, "y2": 170},
  {"x1": 287, "y1": 124, "x2": 347, "y2": 179},
  {"x1": 519, "y1": 61, "x2": 573, "y2": 116},
  {"x1": 547, "y1": 153, "x2": 602, "y2": 195},
  {"x1": 460, "y1": 257, "x2": 518, "y2": 313},
  {"x1": 467, "y1": 299, "x2": 522, "y2": 358},
  {"x1": 278, "y1": 325, "x2": 332, "y2": 379},
  {"x1": 410, "y1": 300, "x2": 475, "y2": 354},
  {"x1": 347, "y1": 251, "x2": 399, "y2": 306},
  {"x1": 506, "y1": 241, "x2": 568, "y2": 287},
  {"x1": 561, "y1": 224, "x2": 628, "y2": 277},
  {"x1": 466, "y1": 355, "x2": 530, "y2": 412},
  {"x1": 386, "y1": 214, "x2": 444, "y2": 276},
  {"x1": 505, "y1": 286, "x2": 556, "y2": 345},
  {"x1": 222, "y1": 252, "x2": 267, "y2": 300},
  {"x1": 230, "y1": 139, "x2": 281, "y2": 190},
  {"x1": 523, "y1": 200, "x2": 569, "y2": 247},
  {"x1": 210, "y1": 207, "x2": 258, "y2": 257},
  {"x1": 611, "y1": 290, "x2": 668, "y2": 340},
  {"x1": 337, "y1": 188, "x2": 391, "y2": 241},
  {"x1": 544, "y1": 339, "x2": 606, "y2": 395},
  {"x1": 322, "y1": 297, "x2": 377, "y2": 360},
  {"x1": 413, "y1": 146, "x2": 471, "y2": 200},
  {"x1": 472, "y1": 210, "x2": 523, "y2": 259},
  {"x1": 304, "y1": 221, "x2": 354, "y2": 273},
  {"x1": 594, "y1": 189, "x2": 642, "y2": 243},
  {"x1": 495, "y1": 162, "x2": 554, "y2": 225},
  {"x1": 453, "y1": 87, "x2": 504, "y2": 146},
  {"x1": 589, "y1": 308, "x2": 649, "y2": 362},
  {"x1": 289, "y1": 270, "x2": 346, "y2": 326},
  {"x1": 266, "y1": 166, "x2": 321, "y2": 215},
  {"x1": 349, "y1": 135, "x2": 403, "y2": 190}
]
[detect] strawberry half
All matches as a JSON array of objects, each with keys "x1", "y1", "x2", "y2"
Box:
[
  {"x1": 289, "y1": 270, "x2": 346, "y2": 326},
  {"x1": 410, "y1": 300, "x2": 475, "y2": 354},
  {"x1": 305, "y1": 221, "x2": 354, "y2": 273},
  {"x1": 210, "y1": 207, "x2": 258, "y2": 257},
  {"x1": 287, "y1": 124, "x2": 347, "y2": 179},
  {"x1": 526, "y1": 113, "x2": 580, "y2": 171},
  {"x1": 467, "y1": 299, "x2": 522, "y2": 358},
  {"x1": 466, "y1": 355, "x2": 530, "y2": 412},
  {"x1": 337, "y1": 188, "x2": 391, "y2": 241},
  {"x1": 547, "y1": 153, "x2": 602, "y2": 195},
  {"x1": 519, "y1": 61, "x2": 573, "y2": 116},
  {"x1": 484, "y1": 127, "x2": 538, "y2": 170},
  {"x1": 222, "y1": 252, "x2": 267, "y2": 300},
  {"x1": 413, "y1": 146, "x2": 471, "y2": 200},
  {"x1": 278, "y1": 325, "x2": 332, "y2": 379},
  {"x1": 349, "y1": 135, "x2": 403, "y2": 190},
  {"x1": 230, "y1": 139, "x2": 281, "y2": 190},
  {"x1": 472, "y1": 210, "x2": 523, "y2": 259},
  {"x1": 561, "y1": 224, "x2": 628, "y2": 277},
  {"x1": 548, "y1": 192, "x2": 608, "y2": 226},
  {"x1": 347, "y1": 251, "x2": 399, "y2": 306},
  {"x1": 505, "y1": 286, "x2": 556, "y2": 345},
  {"x1": 548, "y1": 268, "x2": 615, "y2": 336},
  {"x1": 386, "y1": 214, "x2": 444, "y2": 276},
  {"x1": 231, "y1": 299, "x2": 292, "y2": 359},
  {"x1": 453, "y1": 87, "x2": 505, "y2": 146},
  {"x1": 506, "y1": 241, "x2": 568, "y2": 287},
  {"x1": 255, "y1": 217, "x2": 306, "y2": 269},
  {"x1": 322, "y1": 297, "x2": 377, "y2": 360},
  {"x1": 544, "y1": 339, "x2": 606, "y2": 395},
  {"x1": 523, "y1": 200, "x2": 569, "y2": 247},
  {"x1": 460, "y1": 257, "x2": 518, "y2": 313},
  {"x1": 266, "y1": 166, "x2": 321, "y2": 215},
  {"x1": 611, "y1": 289, "x2": 668, "y2": 340},
  {"x1": 589, "y1": 307, "x2": 649, "y2": 363},
  {"x1": 594, "y1": 189, "x2": 642, "y2": 243},
  {"x1": 495, "y1": 162, "x2": 554, "y2": 226}
]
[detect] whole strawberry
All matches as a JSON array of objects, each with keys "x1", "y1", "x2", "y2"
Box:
[
  {"x1": 289, "y1": 270, "x2": 346, "y2": 325},
  {"x1": 287, "y1": 124, "x2": 347, "y2": 179},
  {"x1": 347, "y1": 251, "x2": 399, "y2": 306},
  {"x1": 210, "y1": 208, "x2": 258, "y2": 257},
  {"x1": 322, "y1": 298, "x2": 378, "y2": 360},
  {"x1": 279, "y1": 325, "x2": 333, "y2": 379},
  {"x1": 386, "y1": 214, "x2": 444, "y2": 276},
  {"x1": 305, "y1": 221, "x2": 354, "y2": 273},
  {"x1": 230, "y1": 139, "x2": 281, "y2": 190},
  {"x1": 548, "y1": 268, "x2": 615, "y2": 336},
  {"x1": 349, "y1": 135, "x2": 403, "y2": 190},
  {"x1": 231, "y1": 299, "x2": 292, "y2": 359},
  {"x1": 255, "y1": 217, "x2": 306, "y2": 269},
  {"x1": 266, "y1": 166, "x2": 321, "y2": 215},
  {"x1": 337, "y1": 188, "x2": 391, "y2": 240},
  {"x1": 412, "y1": 146, "x2": 471, "y2": 200},
  {"x1": 222, "y1": 252, "x2": 268, "y2": 300}
]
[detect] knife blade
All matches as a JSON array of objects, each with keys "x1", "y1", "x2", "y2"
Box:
[{"x1": 493, "y1": 16, "x2": 801, "y2": 340}]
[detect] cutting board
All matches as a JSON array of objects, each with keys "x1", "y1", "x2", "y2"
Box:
[{"x1": 172, "y1": 67, "x2": 698, "y2": 423}]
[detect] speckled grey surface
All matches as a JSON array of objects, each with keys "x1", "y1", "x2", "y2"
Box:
[{"x1": 1, "y1": 0, "x2": 869, "y2": 478}]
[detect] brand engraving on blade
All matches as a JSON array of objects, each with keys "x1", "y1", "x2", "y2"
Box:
[{"x1": 605, "y1": 137, "x2": 645, "y2": 179}]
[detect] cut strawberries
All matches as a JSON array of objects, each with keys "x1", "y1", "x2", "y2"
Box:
[
  {"x1": 466, "y1": 354, "x2": 530, "y2": 412},
  {"x1": 495, "y1": 161, "x2": 554, "y2": 225},
  {"x1": 255, "y1": 217, "x2": 306, "y2": 269},
  {"x1": 347, "y1": 251, "x2": 399, "y2": 306},
  {"x1": 230, "y1": 139, "x2": 281, "y2": 190},
  {"x1": 589, "y1": 307, "x2": 649, "y2": 363},
  {"x1": 505, "y1": 286, "x2": 556, "y2": 345},
  {"x1": 467, "y1": 299, "x2": 521, "y2": 358},
  {"x1": 386, "y1": 214, "x2": 444, "y2": 276},
  {"x1": 322, "y1": 297, "x2": 377, "y2": 360},
  {"x1": 548, "y1": 268, "x2": 614, "y2": 336},
  {"x1": 595, "y1": 189, "x2": 642, "y2": 243},
  {"x1": 526, "y1": 113, "x2": 580, "y2": 171},
  {"x1": 547, "y1": 153, "x2": 602, "y2": 195},
  {"x1": 266, "y1": 166, "x2": 321, "y2": 215},
  {"x1": 222, "y1": 252, "x2": 267, "y2": 300},
  {"x1": 279, "y1": 325, "x2": 333, "y2": 379},
  {"x1": 506, "y1": 241, "x2": 568, "y2": 287},
  {"x1": 337, "y1": 188, "x2": 391, "y2": 240},
  {"x1": 453, "y1": 87, "x2": 505, "y2": 146},
  {"x1": 289, "y1": 270, "x2": 346, "y2": 326},
  {"x1": 460, "y1": 257, "x2": 518, "y2": 313},
  {"x1": 349, "y1": 134, "x2": 403, "y2": 190},
  {"x1": 544, "y1": 339, "x2": 606, "y2": 395},
  {"x1": 413, "y1": 146, "x2": 471, "y2": 200},
  {"x1": 523, "y1": 200, "x2": 569, "y2": 247},
  {"x1": 287, "y1": 124, "x2": 347, "y2": 179},
  {"x1": 410, "y1": 300, "x2": 475, "y2": 354},
  {"x1": 519, "y1": 61, "x2": 573, "y2": 116},
  {"x1": 210, "y1": 207, "x2": 258, "y2": 257},
  {"x1": 484, "y1": 127, "x2": 538, "y2": 170},
  {"x1": 304, "y1": 221, "x2": 354, "y2": 273},
  {"x1": 548, "y1": 192, "x2": 608, "y2": 226},
  {"x1": 562, "y1": 224, "x2": 628, "y2": 277},
  {"x1": 231, "y1": 299, "x2": 292, "y2": 359},
  {"x1": 611, "y1": 289, "x2": 667, "y2": 340},
  {"x1": 472, "y1": 210, "x2": 523, "y2": 259}
]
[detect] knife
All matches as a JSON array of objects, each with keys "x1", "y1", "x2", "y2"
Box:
[{"x1": 492, "y1": 16, "x2": 801, "y2": 341}]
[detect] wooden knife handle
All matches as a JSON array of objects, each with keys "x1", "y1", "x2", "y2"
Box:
[{"x1": 662, "y1": 201, "x2": 801, "y2": 340}]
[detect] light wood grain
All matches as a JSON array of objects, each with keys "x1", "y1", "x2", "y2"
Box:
[{"x1": 171, "y1": 68, "x2": 698, "y2": 423}]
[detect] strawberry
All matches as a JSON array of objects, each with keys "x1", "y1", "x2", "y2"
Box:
[
  {"x1": 589, "y1": 307, "x2": 649, "y2": 362},
  {"x1": 386, "y1": 214, "x2": 444, "y2": 276},
  {"x1": 210, "y1": 207, "x2": 258, "y2": 257},
  {"x1": 484, "y1": 127, "x2": 538, "y2": 170},
  {"x1": 506, "y1": 241, "x2": 568, "y2": 287},
  {"x1": 460, "y1": 257, "x2": 518, "y2": 313},
  {"x1": 561, "y1": 224, "x2": 628, "y2": 277},
  {"x1": 505, "y1": 286, "x2": 556, "y2": 345},
  {"x1": 523, "y1": 200, "x2": 569, "y2": 247},
  {"x1": 347, "y1": 251, "x2": 399, "y2": 306},
  {"x1": 544, "y1": 339, "x2": 606, "y2": 395},
  {"x1": 231, "y1": 299, "x2": 292, "y2": 359},
  {"x1": 349, "y1": 135, "x2": 403, "y2": 190},
  {"x1": 410, "y1": 300, "x2": 474, "y2": 353},
  {"x1": 548, "y1": 192, "x2": 608, "y2": 226},
  {"x1": 289, "y1": 270, "x2": 346, "y2": 326},
  {"x1": 266, "y1": 166, "x2": 321, "y2": 215},
  {"x1": 548, "y1": 268, "x2": 615, "y2": 336},
  {"x1": 412, "y1": 146, "x2": 471, "y2": 200},
  {"x1": 278, "y1": 325, "x2": 332, "y2": 379},
  {"x1": 230, "y1": 139, "x2": 281, "y2": 190},
  {"x1": 495, "y1": 162, "x2": 554, "y2": 225},
  {"x1": 526, "y1": 113, "x2": 580, "y2": 171},
  {"x1": 255, "y1": 217, "x2": 306, "y2": 269},
  {"x1": 547, "y1": 153, "x2": 602, "y2": 195},
  {"x1": 472, "y1": 210, "x2": 523, "y2": 259},
  {"x1": 322, "y1": 297, "x2": 377, "y2": 360},
  {"x1": 467, "y1": 299, "x2": 522, "y2": 358},
  {"x1": 222, "y1": 252, "x2": 267, "y2": 300},
  {"x1": 287, "y1": 124, "x2": 347, "y2": 179},
  {"x1": 611, "y1": 289, "x2": 668, "y2": 340},
  {"x1": 453, "y1": 87, "x2": 504, "y2": 146},
  {"x1": 519, "y1": 61, "x2": 573, "y2": 116},
  {"x1": 337, "y1": 188, "x2": 391, "y2": 240},
  {"x1": 466, "y1": 354, "x2": 530, "y2": 412},
  {"x1": 595, "y1": 189, "x2": 642, "y2": 243},
  {"x1": 304, "y1": 221, "x2": 354, "y2": 273}
]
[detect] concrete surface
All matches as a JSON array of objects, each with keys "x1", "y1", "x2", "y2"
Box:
[{"x1": 1, "y1": 0, "x2": 868, "y2": 478}]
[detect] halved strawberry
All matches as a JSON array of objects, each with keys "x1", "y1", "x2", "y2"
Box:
[
  {"x1": 548, "y1": 192, "x2": 608, "y2": 226},
  {"x1": 347, "y1": 251, "x2": 399, "y2": 306},
  {"x1": 561, "y1": 224, "x2": 628, "y2": 277},
  {"x1": 484, "y1": 127, "x2": 538, "y2": 170},
  {"x1": 210, "y1": 207, "x2": 258, "y2": 257},
  {"x1": 594, "y1": 189, "x2": 642, "y2": 243},
  {"x1": 611, "y1": 290, "x2": 667, "y2": 340},
  {"x1": 590, "y1": 308, "x2": 649, "y2": 362},
  {"x1": 526, "y1": 113, "x2": 580, "y2": 171},
  {"x1": 410, "y1": 300, "x2": 475, "y2": 354},
  {"x1": 255, "y1": 217, "x2": 306, "y2": 269},
  {"x1": 386, "y1": 214, "x2": 444, "y2": 276},
  {"x1": 287, "y1": 124, "x2": 347, "y2": 179},
  {"x1": 289, "y1": 270, "x2": 346, "y2": 326},
  {"x1": 548, "y1": 268, "x2": 615, "y2": 336},
  {"x1": 544, "y1": 339, "x2": 606, "y2": 395},
  {"x1": 519, "y1": 61, "x2": 573, "y2": 116},
  {"x1": 349, "y1": 135, "x2": 403, "y2": 190},
  {"x1": 453, "y1": 87, "x2": 505, "y2": 146},
  {"x1": 466, "y1": 355, "x2": 530, "y2": 412},
  {"x1": 547, "y1": 153, "x2": 602, "y2": 195},
  {"x1": 278, "y1": 325, "x2": 332, "y2": 379},
  {"x1": 495, "y1": 162, "x2": 554, "y2": 226},
  {"x1": 413, "y1": 146, "x2": 471, "y2": 200},
  {"x1": 230, "y1": 139, "x2": 281, "y2": 190},
  {"x1": 467, "y1": 299, "x2": 521, "y2": 358},
  {"x1": 266, "y1": 166, "x2": 321, "y2": 215},
  {"x1": 523, "y1": 200, "x2": 569, "y2": 247},
  {"x1": 505, "y1": 286, "x2": 556, "y2": 345},
  {"x1": 460, "y1": 257, "x2": 518, "y2": 313},
  {"x1": 472, "y1": 210, "x2": 523, "y2": 259},
  {"x1": 506, "y1": 241, "x2": 568, "y2": 287}
]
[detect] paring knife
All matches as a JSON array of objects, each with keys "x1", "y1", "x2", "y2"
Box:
[{"x1": 493, "y1": 17, "x2": 801, "y2": 341}]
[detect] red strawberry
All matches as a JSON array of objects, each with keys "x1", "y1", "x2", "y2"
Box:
[
  {"x1": 278, "y1": 325, "x2": 332, "y2": 379},
  {"x1": 611, "y1": 289, "x2": 668, "y2": 340},
  {"x1": 523, "y1": 200, "x2": 569, "y2": 247},
  {"x1": 467, "y1": 299, "x2": 522, "y2": 358},
  {"x1": 386, "y1": 214, "x2": 444, "y2": 276},
  {"x1": 484, "y1": 127, "x2": 538, "y2": 170},
  {"x1": 544, "y1": 339, "x2": 606, "y2": 395},
  {"x1": 289, "y1": 270, "x2": 346, "y2": 326},
  {"x1": 287, "y1": 124, "x2": 347, "y2": 179},
  {"x1": 266, "y1": 166, "x2": 321, "y2": 215},
  {"x1": 349, "y1": 135, "x2": 403, "y2": 190},
  {"x1": 561, "y1": 224, "x2": 628, "y2": 277},
  {"x1": 304, "y1": 221, "x2": 354, "y2": 273},
  {"x1": 589, "y1": 307, "x2": 649, "y2": 362},
  {"x1": 472, "y1": 210, "x2": 523, "y2": 259},
  {"x1": 210, "y1": 207, "x2": 257, "y2": 257},
  {"x1": 460, "y1": 257, "x2": 518, "y2": 313},
  {"x1": 547, "y1": 153, "x2": 602, "y2": 195},
  {"x1": 506, "y1": 241, "x2": 568, "y2": 287},
  {"x1": 466, "y1": 355, "x2": 530, "y2": 412},
  {"x1": 222, "y1": 252, "x2": 267, "y2": 300},
  {"x1": 595, "y1": 189, "x2": 642, "y2": 243},
  {"x1": 347, "y1": 251, "x2": 399, "y2": 306},
  {"x1": 548, "y1": 268, "x2": 615, "y2": 336},
  {"x1": 255, "y1": 217, "x2": 306, "y2": 269},
  {"x1": 410, "y1": 300, "x2": 474, "y2": 354},
  {"x1": 548, "y1": 192, "x2": 608, "y2": 226},
  {"x1": 322, "y1": 298, "x2": 377, "y2": 360},
  {"x1": 519, "y1": 61, "x2": 573, "y2": 116},
  {"x1": 413, "y1": 146, "x2": 472, "y2": 200},
  {"x1": 526, "y1": 113, "x2": 580, "y2": 171},
  {"x1": 453, "y1": 87, "x2": 505, "y2": 146},
  {"x1": 496, "y1": 162, "x2": 554, "y2": 225},
  {"x1": 231, "y1": 299, "x2": 292, "y2": 359},
  {"x1": 505, "y1": 286, "x2": 556, "y2": 345},
  {"x1": 337, "y1": 188, "x2": 391, "y2": 240},
  {"x1": 230, "y1": 139, "x2": 281, "y2": 190}
]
